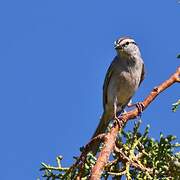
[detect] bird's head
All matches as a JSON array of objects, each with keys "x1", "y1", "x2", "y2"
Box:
[{"x1": 114, "y1": 37, "x2": 141, "y2": 57}]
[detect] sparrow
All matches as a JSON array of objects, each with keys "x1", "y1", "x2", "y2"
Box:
[{"x1": 91, "y1": 37, "x2": 145, "y2": 155}]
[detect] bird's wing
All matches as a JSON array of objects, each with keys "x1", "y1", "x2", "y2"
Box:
[
  {"x1": 102, "y1": 58, "x2": 117, "y2": 109},
  {"x1": 139, "y1": 63, "x2": 145, "y2": 86}
]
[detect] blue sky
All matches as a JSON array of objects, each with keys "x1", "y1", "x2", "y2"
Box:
[{"x1": 0, "y1": 1, "x2": 179, "y2": 179}]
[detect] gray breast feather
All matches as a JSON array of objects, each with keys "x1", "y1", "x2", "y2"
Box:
[{"x1": 104, "y1": 56, "x2": 143, "y2": 113}]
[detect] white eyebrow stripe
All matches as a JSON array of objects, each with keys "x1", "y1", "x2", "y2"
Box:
[{"x1": 119, "y1": 38, "x2": 134, "y2": 45}]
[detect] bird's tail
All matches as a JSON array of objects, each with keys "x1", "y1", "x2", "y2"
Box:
[{"x1": 90, "y1": 112, "x2": 110, "y2": 155}]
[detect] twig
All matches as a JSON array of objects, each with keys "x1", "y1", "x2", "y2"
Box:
[
  {"x1": 40, "y1": 162, "x2": 69, "y2": 171},
  {"x1": 114, "y1": 146, "x2": 153, "y2": 173},
  {"x1": 90, "y1": 66, "x2": 180, "y2": 180},
  {"x1": 107, "y1": 169, "x2": 126, "y2": 176}
]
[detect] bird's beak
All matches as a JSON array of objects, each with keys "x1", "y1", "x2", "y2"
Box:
[{"x1": 114, "y1": 43, "x2": 122, "y2": 50}]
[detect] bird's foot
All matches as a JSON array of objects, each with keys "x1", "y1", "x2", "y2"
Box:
[
  {"x1": 127, "y1": 102, "x2": 145, "y2": 116},
  {"x1": 136, "y1": 102, "x2": 144, "y2": 112},
  {"x1": 113, "y1": 113, "x2": 122, "y2": 128},
  {"x1": 114, "y1": 114, "x2": 120, "y2": 123}
]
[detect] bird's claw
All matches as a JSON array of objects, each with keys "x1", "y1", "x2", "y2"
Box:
[
  {"x1": 136, "y1": 102, "x2": 145, "y2": 116},
  {"x1": 113, "y1": 114, "x2": 122, "y2": 128},
  {"x1": 127, "y1": 101, "x2": 144, "y2": 116}
]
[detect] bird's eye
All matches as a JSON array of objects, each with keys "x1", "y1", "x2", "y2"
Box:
[{"x1": 122, "y1": 42, "x2": 129, "y2": 48}]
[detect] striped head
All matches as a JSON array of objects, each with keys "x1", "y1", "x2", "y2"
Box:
[{"x1": 114, "y1": 37, "x2": 141, "y2": 57}]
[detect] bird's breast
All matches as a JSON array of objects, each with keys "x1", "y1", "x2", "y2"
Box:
[{"x1": 107, "y1": 65, "x2": 141, "y2": 107}]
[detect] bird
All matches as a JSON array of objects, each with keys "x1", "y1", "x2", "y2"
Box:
[{"x1": 91, "y1": 36, "x2": 145, "y2": 155}]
